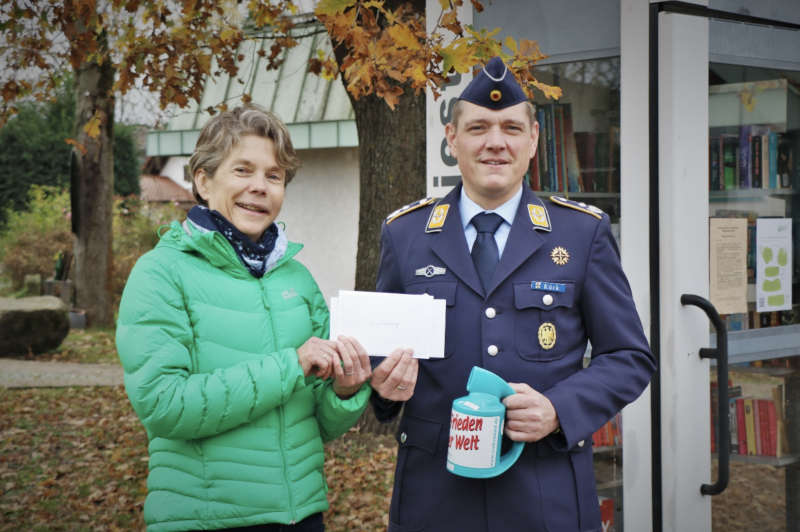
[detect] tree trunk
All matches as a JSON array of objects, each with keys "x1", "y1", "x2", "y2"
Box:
[
  {"x1": 346, "y1": 84, "x2": 426, "y2": 435},
  {"x1": 333, "y1": 0, "x2": 427, "y2": 435},
  {"x1": 71, "y1": 57, "x2": 115, "y2": 327}
]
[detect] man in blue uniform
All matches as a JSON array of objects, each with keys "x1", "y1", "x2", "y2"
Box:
[{"x1": 369, "y1": 57, "x2": 655, "y2": 532}]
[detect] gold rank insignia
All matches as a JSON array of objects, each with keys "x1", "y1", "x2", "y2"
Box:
[
  {"x1": 425, "y1": 203, "x2": 450, "y2": 232},
  {"x1": 549, "y1": 196, "x2": 603, "y2": 219},
  {"x1": 527, "y1": 204, "x2": 552, "y2": 232},
  {"x1": 538, "y1": 322, "x2": 556, "y2": 350},
  {"x1": 551, "y1": 246, "x2": 570, "y2": 266},
  {"x1": 385, "y1": 197, "x2": 436, "y2": 225}
]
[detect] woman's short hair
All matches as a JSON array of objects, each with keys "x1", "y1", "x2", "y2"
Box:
[{"x1": 189, "y1": 104, "x2": 301, "y2": 205}]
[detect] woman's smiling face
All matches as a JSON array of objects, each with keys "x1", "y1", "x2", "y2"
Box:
[{"x1": 194, "y1": 134, "x2": 286, "y2": 242}]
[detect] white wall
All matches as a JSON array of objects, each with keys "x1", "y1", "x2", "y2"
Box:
[
  {"x1": 160, "y1": 156, "x2": 192, "y2": 190},
  {"x1": 278, "y1": 147, "x2": 360, "y2": 305}
]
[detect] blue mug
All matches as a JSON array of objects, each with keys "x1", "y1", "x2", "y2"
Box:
[{"x1": 446, "y1": 366, "x2": 525, "y2": 478}]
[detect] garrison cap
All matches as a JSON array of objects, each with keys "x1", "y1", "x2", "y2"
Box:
[{"x1": 459, "y1": 56, "x2": 528, "y2": 110}]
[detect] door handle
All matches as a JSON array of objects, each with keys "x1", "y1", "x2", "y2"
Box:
[{"x1": 680, "y1": 294, "x2": 729, "y2": 496}]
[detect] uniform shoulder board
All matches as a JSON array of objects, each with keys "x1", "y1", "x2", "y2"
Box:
[
  {"x1": 385, "y1": 197, "x2": 436, "y2": 224},
  {"x1": 549, "y1": 196, "x2": 603, "y2": 219}
]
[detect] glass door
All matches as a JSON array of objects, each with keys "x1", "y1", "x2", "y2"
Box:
[
  {"x1": 652, "y1": 3, "x2": 800, "y2": 531},
  {"x1": 706, "y1": 61, "x2": 800, "y2": 532}
]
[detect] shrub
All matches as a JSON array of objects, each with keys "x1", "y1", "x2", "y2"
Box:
[
  {"x1": 0, "y1": 185, "x2": 185, "y2": 314},
  {"x1": 0, "y1": 186, "x2": 72, "y2": 290}
]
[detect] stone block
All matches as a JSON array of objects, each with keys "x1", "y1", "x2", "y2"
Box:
[
  {"x1": 23, "y1": 274, "x2": 42, "y2": 296},
  {"x1": 0, "y1": 296, "x2": 70, "y2": 356}
]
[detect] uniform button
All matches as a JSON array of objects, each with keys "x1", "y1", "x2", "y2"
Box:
[
  {"x1": 400, "y1": 432, "x2": 408, "y2": 444},
  {"x1": 487, "y1": 345, "x2": 499, "y2": 356},
  {"x1": 577, "y1": 440, "x2": 585, "y2": 448},
  {"x1": 485, "y1": 307, "x2": 497, "y2": 319},
  {"x1": 542, "y1": 294, "x2": 554, "y2": 306}
]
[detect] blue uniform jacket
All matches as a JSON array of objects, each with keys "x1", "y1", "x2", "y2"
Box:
[{"x1": 373, "y1": 184, "x2": 655, "y2": 532}]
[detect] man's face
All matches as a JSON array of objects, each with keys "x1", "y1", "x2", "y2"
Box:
[{"x1": 446, "y1": 101, "x2": 538, "y2": 209}]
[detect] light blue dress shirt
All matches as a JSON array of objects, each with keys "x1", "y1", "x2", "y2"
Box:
[{"x1": 459, "y1": 185, "x2": 523, "y2": 258}]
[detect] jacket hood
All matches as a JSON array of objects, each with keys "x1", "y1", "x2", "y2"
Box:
[{"x1": 156, "y1": 219, "x2": 302, "y2": 278}]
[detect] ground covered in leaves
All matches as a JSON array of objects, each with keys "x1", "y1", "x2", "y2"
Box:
[{"x1": 0, "y1": 385, "x2": 397, "y2": 531}]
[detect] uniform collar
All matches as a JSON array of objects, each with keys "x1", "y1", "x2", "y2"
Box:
[{"x1": 459, "y1": 185, "x2": 523, "y2": 230}]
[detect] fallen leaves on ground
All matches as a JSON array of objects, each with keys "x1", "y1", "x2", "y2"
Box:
[
  {"x1": 30, "y1": 328, "x2": 119, "y2": 364},
  {"x1": 0, "y1": 386, "x2": 398, "y2": 531}
]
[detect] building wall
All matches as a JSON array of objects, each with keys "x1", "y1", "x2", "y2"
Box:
[{"x1": 278, "y1": 147, "x2": 360, "y2": 305}]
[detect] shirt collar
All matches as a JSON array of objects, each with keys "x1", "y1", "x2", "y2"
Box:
[{"x1": 459, "y1": 184, "x2": 523, "y2": 230}]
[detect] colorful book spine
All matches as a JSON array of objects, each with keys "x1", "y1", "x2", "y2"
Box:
[
  {"x1": 722, "y1": 135, "x2": 738, "y2": 190},
  {"x1": 561, "y1": 103, "x2": 582, "y2": 192},
  {"x1": 709, "y1": 136, "x2": 721, "y2": 191},
  {"x1": 736, "y1": 397, "x2": 747, "y2": 455},
  {"x1": 744, "y1": 398, "x2": 756, "y2": 456},
  {"x1": 768, "y1": 132, "x2": 778, "y2": 188},
  {"x1": 738, "y1": 125, "x2": 751, "y2": 188},
  {"x1": 751, "y1": 135, "x2": 762, "y2": 189}
]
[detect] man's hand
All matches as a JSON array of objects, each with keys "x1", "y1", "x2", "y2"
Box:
[
  {"x1": 370, "y1": 348, "x2": 418, "y2": 401},
  {"x1": 502, "y1": 382, "x2": 560, "y2": 442},
  {"x1": 331, "y1": 336, "x2": 372, "y2": 398}
]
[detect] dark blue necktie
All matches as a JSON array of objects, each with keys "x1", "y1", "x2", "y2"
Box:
[{"x1": 471, "y1": 212, "x2": 504, "y2": 291}]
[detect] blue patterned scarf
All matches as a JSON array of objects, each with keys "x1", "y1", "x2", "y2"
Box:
[{"x1": 187, "y1": 205, "x2": 278, "y2": 278}]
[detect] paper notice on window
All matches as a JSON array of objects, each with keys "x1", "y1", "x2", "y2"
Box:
[
  {"x1": 756, "y1": 218, "x2": 792, "y2": 313},
  {"x1": 709, "y1": 218, "x2": 748, "y2": 315},
  {"x1": 329, "y1": 290, "x2": 445, "y2": 358}
]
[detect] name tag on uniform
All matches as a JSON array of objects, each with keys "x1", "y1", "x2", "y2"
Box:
[{"x1": 531, "y1": 281, "x2": 566, "y2": 293}]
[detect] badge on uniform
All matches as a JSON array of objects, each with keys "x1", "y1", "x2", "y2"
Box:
[
  {"x1": 550, "y1": 246, "x2": 570, "y2": 266},
  {"x1": 538, "y1": 322, "x2": 556, "y2": 350},
  {"x1": 426, "y1": 204, "x2": 450, "y2": 233},
  {"x1": 527, "y1": 204, "x2": 551, "y2": 232},
  {"x1": 530, "y1": 281, "x2": 566, "y2": 293},
  {"x1": 415, "y1": 265, "x2": 447, "y2": 278}
]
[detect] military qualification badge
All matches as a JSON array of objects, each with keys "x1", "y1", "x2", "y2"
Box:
[
  {"x1": 538, "y1": 322, "x2": 557, "y2": 350},
  {"x1": 550, "y1": 246, "x2": 570, "y2": 266}
]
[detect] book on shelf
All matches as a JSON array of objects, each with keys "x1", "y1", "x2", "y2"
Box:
[
  {"x1": 738, "y1": 125, "x2": 751, "y2": 189},
  {"x1": 592, "y1": 412, "x2": 621, "y2": 448},
  {"x1": 562, "y1": 103, "x2": 582, "y2": 193}
]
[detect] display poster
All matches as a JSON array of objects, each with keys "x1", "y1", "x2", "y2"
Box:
[
  {"x1": 756, "y1": 218, "x2": 792, "y2": 313},
  {"x1": 425, "y1": 0, "x2": 472, "y2": 198},
  {"x1": 709, "y1": 217, "x2": 748, "y2": 315}
]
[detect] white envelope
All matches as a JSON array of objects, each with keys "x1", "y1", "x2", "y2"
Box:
[{"x1": 330, "y1": 290, "x2": 445, "y2": 358}]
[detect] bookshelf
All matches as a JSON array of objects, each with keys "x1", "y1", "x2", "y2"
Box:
[{"x1": 708, "y1": 78, "x2": 799, "y2": 336}]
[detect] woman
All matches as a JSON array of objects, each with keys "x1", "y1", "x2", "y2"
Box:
[{"x1": 116, "y1": 104, "x2": 372, "y2": 532}]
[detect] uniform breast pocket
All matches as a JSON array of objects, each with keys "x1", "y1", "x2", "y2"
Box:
[
  {"x1": 513, "y1": 281, "x2": 580, "y2": 362},
  {"x1": 405, "y1": 281, "x2": 456, "y2": 359}
]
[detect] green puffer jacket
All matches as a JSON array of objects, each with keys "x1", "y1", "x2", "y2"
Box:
[{"x1": 116, "y1": 220, "x2": 370, "y2": 532}]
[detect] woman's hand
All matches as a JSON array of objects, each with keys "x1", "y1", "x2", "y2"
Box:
[
  {"x1": 296, "y1": 337, "x2": 337, "y2": 378},
  {"x1": 331, "y1": 336, "x2": 372, "y2": 399}
]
